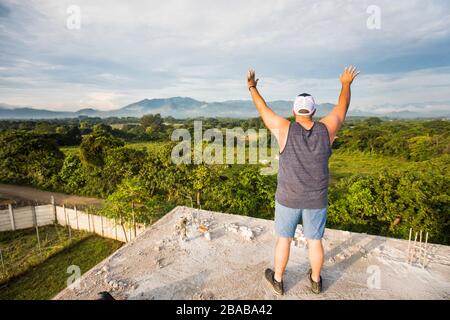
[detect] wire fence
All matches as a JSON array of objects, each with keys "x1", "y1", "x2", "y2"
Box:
[
  {"x1": 0, "y1": 197, "x2": 146, "y2": 284},
  {"x1": 0, "y1": 197, "x2": 145, "y2": 242}
]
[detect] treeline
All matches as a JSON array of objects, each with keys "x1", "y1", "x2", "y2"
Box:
[
  {"x1": 328, "y1": 156, "x2": 449, "y2": 243},
  {"x1": 0, "y1": 114, "x2": 170, "y2": 144},
  {"x1": 333, "y1": 118, "x2": 450, "y2": 161}
]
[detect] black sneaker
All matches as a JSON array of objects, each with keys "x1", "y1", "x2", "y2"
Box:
[
  {"x1": 264, "y1": 268, "x2": 284, "y2": 295},
  {"x1": 97, "y1": 291, "x2": 115, "y2": 300},
  {"x1": 308, "y1": 269, "x2": 322, "y2": 294}
]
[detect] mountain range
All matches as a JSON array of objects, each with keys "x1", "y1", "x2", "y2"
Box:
[{"x1": 0, "y1": 97, "x2": 448, "y2": 119}]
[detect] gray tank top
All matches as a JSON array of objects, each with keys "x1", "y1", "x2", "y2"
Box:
[{"x1": 275, "y1": 121, "x2": 332, "y2": 209}]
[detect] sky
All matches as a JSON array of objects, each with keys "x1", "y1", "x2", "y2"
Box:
[{"x1": 0, "y1": 0, "x2": 449, "y2": 113}]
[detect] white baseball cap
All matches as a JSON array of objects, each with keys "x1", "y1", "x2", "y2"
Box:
[{"x1": 293, "y1": 93, "x2": 316, "y2": 116}]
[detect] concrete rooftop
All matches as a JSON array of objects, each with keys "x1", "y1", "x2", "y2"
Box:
[{"x1": 55, "y1": 206, "x2": 450, "y2": 300}]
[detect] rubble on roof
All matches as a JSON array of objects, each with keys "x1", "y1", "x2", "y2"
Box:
[{"x1": 54, "y1": 206, "x2": 450, "y2": 300}]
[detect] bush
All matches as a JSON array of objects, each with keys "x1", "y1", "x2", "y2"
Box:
[
  {"x1": 0, "y1": 130, "x2": 64, "y2": 188},
  {"x1": 328, "y1": 161, "x2": 450, "y2": 244},
  {"x1": 205, "y1": 166, "x2": 276, "y2": 219},
  {"x1": 101, "y1": 176, "x2": 174, "y2": 229},
  {"x1": 139, "y1": 142, "x2": 192, "y2": 204},
  {"x1": 57, "y1": 155, "x2": 87, "y2": 194},
  {"x1": 102, "y1": 147, "x2": 146, "y2": 195},
  {"x1": 80, "y1": 131, "x2": 124, "y2": 167}
]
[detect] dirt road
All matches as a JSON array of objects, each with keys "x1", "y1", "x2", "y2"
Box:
[{"x1": 0, "y1": 183, "x2": 103, "y2": 207}]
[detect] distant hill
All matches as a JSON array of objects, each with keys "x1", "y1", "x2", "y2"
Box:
[
  {"x1": 75, "y1": 108, "x2": 101, "y2": 117},
  {"x1": 0, "y1": 98, "x2": 448, "y2": 119},
  {"x1": 0, "y1": 104, "x2": 74, "y2": 119}
]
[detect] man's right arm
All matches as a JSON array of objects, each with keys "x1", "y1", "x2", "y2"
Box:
[
  {"x1": 247, "y1": 69, "x2": 290, "y2": 151},
  {"x1": 320, "y1": 66, "x2": 360, "y2": 145}
]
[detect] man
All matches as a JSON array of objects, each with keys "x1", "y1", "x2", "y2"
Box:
[{"x1": 247, "y1": 66, "x2": 360, "y2": 295}]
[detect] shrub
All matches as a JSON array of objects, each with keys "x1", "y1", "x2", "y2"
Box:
[{"x1": 0, "y1": 130, "x2": 64, "y2": 188}]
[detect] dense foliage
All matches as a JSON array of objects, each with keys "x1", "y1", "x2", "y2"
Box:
[
  {"x1": 328, "y1": 156, "x2": 449, "y2": 243},
  {"x1": 0, "y1": 131, "x2": 64, "y2": 188},
  {"x1": 333, "y1": 118, "x2": 450, "y2": 161},
  {"x1": 0, "y1": 116, "x2": 448, "y2": 244}
]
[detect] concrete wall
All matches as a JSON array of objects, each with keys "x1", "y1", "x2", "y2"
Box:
[
  {"x1": 0, "y1": 205, "x2": 54, "y2": 231},
  {"x1": 0, "y1": 204, "x2": 144, "y2": 242},
  {"x1": 0, "y1": 207, "x2": 12, "y2": 231}
]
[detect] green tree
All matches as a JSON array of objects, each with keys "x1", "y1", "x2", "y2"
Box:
[
  {"x1": 408, "y1": 136, "x2": 434, "y2": 161},
  {"x1": 57, "y1": 155, "x2": 87, "y2": 193},
  {"x1": 0, "y1": 130, "x2": 64, "y2": 188},
  {"x1": 139, "y1": 142, "x2": 191, "y2": 204},
  {"x1": 190, "y1": 165, "x2": 224, "y2": 208},
  {"x1": 102, "y1": 147, "x2": 146, "y2": 194},
  {"x1": 92, "y1": 123, "x2": 113, "y2": 134},
  {"x1": 364, "y1": 117, "x2": 383, "y2": 126},
  {"x1": 328, "y1": 164, "x2": 450, "y2": 244},
  {"x1": 80, "y1": 131, "x2": 124, "y2": 167},
  {"x1": 205, "y1": 166, "x2": 276, "y2": 218},
  {"x1": 101, "y1": 177, "x2": 171, "y2": 239},
  {"x1": 33, "y1": 122, "x2": 55, "y2": 134},
  {"x1": 141, "y1": 114, "x2": 165, "y2": 133}
]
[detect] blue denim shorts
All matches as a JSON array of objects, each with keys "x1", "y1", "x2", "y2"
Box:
[{"x1": 274, "y1": 200, "x2": 327, "y2": 240}]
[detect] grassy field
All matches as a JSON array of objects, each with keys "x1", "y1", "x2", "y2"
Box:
[
  {"x1": 126, "y1": 141, "x2": 169, "y2": 152},
  {"x1": 0, "y1": 226, "x2": 122, "y2": 300},
  {"x1": 60, "y1": 141, "x2": 168, "y2": 157},
  {"x1": 328, "y1": 150, "x2": 415, "y2": 184},
  {"x1": 0, "y1": 225, "x2": 89, "y2": 284}
]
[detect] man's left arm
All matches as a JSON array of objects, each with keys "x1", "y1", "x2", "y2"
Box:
[{"x1": 320, "y1": 65, "x2": 360, "y2": 145}]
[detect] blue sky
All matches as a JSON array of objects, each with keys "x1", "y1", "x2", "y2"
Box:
[{"x1": 0, "y1": 0, "x2": 449, "y2": 113}]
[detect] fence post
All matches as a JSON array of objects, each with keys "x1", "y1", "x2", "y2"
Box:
[
  {"x1": 120, "y1": 217, "x2": 128, "y2": 243},
  {"x1": 132, "y1": 213, "x2": 137, "y2": 238},
  {"x1": 114, "y1": 218, "x2": 118, "y2": 241},
  {"x1": 75, "y1": 206, "x2": 79, "y2": 230},
  {"x1": 31, "y1": 205, "x2": 36, "y2": 226},
  {"x1": 0, "y1": 248, "x2": 5, "y2": 274},
  {"x1": 91, "y1": 211, "x2": 95, "y2": 234},
  {"x1": 63, "y1": 204, "x2": 71, "y2": 239},
  {"x1": 51, "y1": 196, "x2": 57, "y2": 223},
  {"x1": 87, "y1": 208, "x2": 91, "y2": 232},
  {"x1": 63, "y1": 204, "x2": 67, "y2": 226},
  {"x1": 31, "y1": 205, "x2": 41, "y2": 252},
  {"x1": 101, "y1": 215, "x2": 104, "y2": 237},
  {"x1": 8, "y1": 204, "x2": 15, "y2": 231},
  {"x1": 131, "y1": 202, "x2": 136, "y2": 239}
]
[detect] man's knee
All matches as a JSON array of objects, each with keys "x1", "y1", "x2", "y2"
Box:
[
  {"x1": 277, "y1": 237, "x2": 293, "y2": 245},
  {"x1": 307, "y1": 239, "x2": 323, "y2": 251},
  {"x1": 276, "y1": 237, "x2": 293, "y2": 251},
  {"x1": 307, "y1": 240, "x2": 323, "y2": 253}
]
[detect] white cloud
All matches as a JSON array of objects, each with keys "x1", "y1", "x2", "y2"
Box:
[{"x1": 0, "y1": 0, "x2": 449, "y2": 112}]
